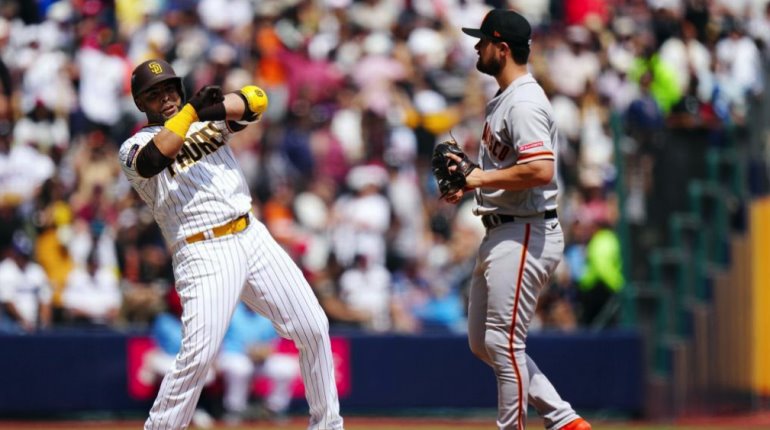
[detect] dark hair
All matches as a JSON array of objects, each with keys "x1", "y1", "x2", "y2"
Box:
[{"x1": 511, "y1": 47, "x2": 530, "y2": 65}]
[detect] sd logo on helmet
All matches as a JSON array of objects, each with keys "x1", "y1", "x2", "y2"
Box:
[{"x1": 130, "y1": 59, "x2": 185, "y2": 107}]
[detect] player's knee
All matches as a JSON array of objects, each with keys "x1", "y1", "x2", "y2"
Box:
[
  {"x1": 307, "y1": 313, "x2": 330, "y2": 337},
  {"x1": 284, "y1": 312, "x2": 329, "y2": 342},
  {"x1": 310, "y1": 320, "x2": 330, "y2": 340}
]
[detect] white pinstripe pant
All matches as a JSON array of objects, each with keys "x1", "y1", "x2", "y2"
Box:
[{"x1": 145, "y1": 218, "x2": 343, "y2": 430}]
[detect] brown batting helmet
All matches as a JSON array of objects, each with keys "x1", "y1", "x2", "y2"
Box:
[{"x1": 130, "y1": 59, "x2": 185, "y2": 107}]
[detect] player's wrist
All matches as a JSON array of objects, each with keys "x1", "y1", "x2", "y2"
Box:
[
  {"x1": 196, "y1": 102, "x2": 226, "y2": 121},
  {"x1": 465, "y1": 168, "x2": 482, "y2": 188},
  {"x1": 164, "y1": 104, "x2": 198, "y2": 139}
]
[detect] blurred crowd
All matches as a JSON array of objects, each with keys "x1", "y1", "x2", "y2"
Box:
[{"x1": 0, "y1": 0, "x2": 767, "y2": 338}]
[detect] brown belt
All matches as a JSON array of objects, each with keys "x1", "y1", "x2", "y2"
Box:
[{"x1": 185, "y1": 213, "x2": 250, "y2": 244}]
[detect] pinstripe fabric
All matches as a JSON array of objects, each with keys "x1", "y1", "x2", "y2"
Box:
[
  {"x1": 146, "y1": 231, "x2": 247, "y2": 429},
  {"x1": 119, "y1": 121, "x2": 251, "y2": 246},
  {"x1": 120, "y1": 121, "x2": 343, "y2": 430},
  {"x1": 241, "y1": 222, "x2": 342, "y2": 429},
  {"x1": 144, "y1": 217, "x2": 343, "y2": 430}
]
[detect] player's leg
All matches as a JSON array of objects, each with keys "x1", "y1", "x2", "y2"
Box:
[
  {"x1": 239, "y1": 220, "x2": 343, "y2": 430},
  {"x1": 483, "y1": 222, "x2": 564, "y2": 429},
  {"x1": 526, "y1": 354, "x2": 582, "y2": 430},
  {"x1": 144, "y1": 239, "x2": 248, "y2": 430},
  {"x1": 468, "y1": 252, "x2": 492, "y2": 366},
  {"x1": 526, "y1": 221, "x2": 585, "y2": 430},
  {"x1": 482, "y1": 224, "x2": 535, "y2": 430}
]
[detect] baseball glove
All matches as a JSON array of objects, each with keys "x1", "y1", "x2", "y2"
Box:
[{"x1": 431, "y1": 139, "x2": 478, "y2": 198}]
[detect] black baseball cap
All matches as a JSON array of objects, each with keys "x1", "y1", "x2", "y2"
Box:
[{"x1": 462, "y1": 9, "x2": 532, "y2": 49}]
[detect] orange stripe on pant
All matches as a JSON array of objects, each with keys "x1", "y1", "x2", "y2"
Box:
[{"x1": 508, "y1": 223, "x2": 531, "y2": 430}]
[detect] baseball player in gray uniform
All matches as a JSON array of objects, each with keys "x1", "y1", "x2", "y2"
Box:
[
  {"x1": 119, "y1": 59, "x2": 344, "y2": 430},
  {"x1": 443, "y1": 10, "x2": 592, "y2": 430}
]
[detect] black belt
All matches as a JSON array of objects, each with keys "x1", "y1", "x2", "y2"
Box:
[{"x1": 481, "y1": 209, "x2": 557, "y2": 229}]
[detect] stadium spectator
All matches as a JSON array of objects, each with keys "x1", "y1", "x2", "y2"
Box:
[
  {"x1": 217, "y1": 302, "x2": 301, "y2": 424},
  {"x1": 309, "y1": 252, "x2": 373, "y2": 328},
  {"x1": 338, "y1": 253, "x2": 394, "y2": 332},
  {"x1": 0, "y1": 232, "x2": 52, "y2": 333},
  {"x1": 0, "y1": 0, "x2": 765, "y2": 337},
  {"x1": 14, "y1": 101, "x2": 70, "y2": 154},
  {"x1": 534, "y1": 261, "x2": 579, "y2": 332},
  {"x1": 578, "y1": 226, "x2": 624, "y2": 326},
  {"x1": 0, "y1": 119, "x2": 55, "y2": 207},
  {"x1": 331, "y1": 164, "x2": 391, "y2": 267},
  {"x1": 714, "y1": 15, "x2": 764, "y2": 123},
  {"x1": 548, "y1": 25, "x2": 601, "y2": 99},
  {"x1": 74, "y1": 24, "x2": 129, "y2": 138},
  {"x1": 61, "y1": 249, "x2": 121, "y2": 326},
  {"x1": 391, "y1": 257, "x2": 465, "y2": 333},
  {"x1": 32, "y1": 178, "x2": 75, "y2": 321},
  {"x1": 658, "y1": 19, "x2": 712, "y2": 99},
  {"x1": 628, "y1": 35, "x2": 682, "y2": 115}
]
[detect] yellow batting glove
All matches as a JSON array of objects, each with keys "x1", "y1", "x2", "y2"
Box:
[{"x1": 240, "y1": 85, "x2": 268, "y2": 120}]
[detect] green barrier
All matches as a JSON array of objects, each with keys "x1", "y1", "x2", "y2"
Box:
[
  {"x1": 649, "y1": 247, "x2": 687, "y2": 374},
  {"x1": 647, "y1": 180, "x2": 736, "y2": 375},
  {"x1": 688, "y1": 180, "x2": 731, "y2": 267},
  {"x1": 610, "y1": 112, "x2": 634, "y2": 327},
  {"x1": 706, "y1": 147, "x2": 747, "y2": 199},
  {"x1": 609, "y1": 108, "x2": 746, "y2": 376},
  {"x1": 668, "y1": 212, "x2": 712, "y2": 300}
]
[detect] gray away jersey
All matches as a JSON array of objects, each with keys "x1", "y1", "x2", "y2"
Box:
[
  {"x1": 474, "y1": 73, "x2": 559, "y2": 216},
  {"x1": 119, "y1": 121, "x2": 252, "y2": 245}
]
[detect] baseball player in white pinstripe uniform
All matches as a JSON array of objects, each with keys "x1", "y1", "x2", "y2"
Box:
[
  {"x1": 119, "y1": 59, "x2": 344, "y2": 430},
  {"x1": 442, "y1": 10, "x2": 591, "y2": 430}
]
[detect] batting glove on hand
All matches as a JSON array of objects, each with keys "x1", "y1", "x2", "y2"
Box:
[
  {"x1": 431, "y1": 139, "x2": 478, "y2": 199},
  {"x1": 188, "y1": 85, "x2": 224, "y2": 114}
]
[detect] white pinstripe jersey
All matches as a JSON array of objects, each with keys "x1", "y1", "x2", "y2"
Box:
[
  {"x1": 474, "y1": 73, "x2": 559, "y2": 216},
  {"x1": 119, "y1": 121, "x2": 252, "y2": 245}
]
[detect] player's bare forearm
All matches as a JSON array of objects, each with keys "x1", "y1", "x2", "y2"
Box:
[
  {"x1": 223, "y1": 92, "x2": 247, "y2": 120},
  {"x1": 465, "y1": 159, "x2": 553, "y2": 191}
]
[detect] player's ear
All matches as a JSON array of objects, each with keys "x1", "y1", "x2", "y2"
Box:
[{"x1": 499, "y1": 41, "x2": 511, "y2": 57}]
